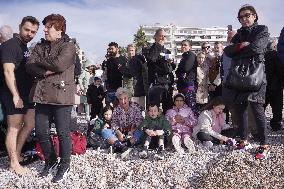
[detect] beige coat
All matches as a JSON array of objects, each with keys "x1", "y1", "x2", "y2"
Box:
[{"x1": 196, "y1": 60, "x2": 209, "y2": 104}]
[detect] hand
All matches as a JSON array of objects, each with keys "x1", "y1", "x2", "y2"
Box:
[
  {"x1": 45, "y1": 70, "x2": 55, "y2": 76},
  {"x1": 13, "y1": 96, "x2": 23, "y2": 109},
  {"x1": 146, "y1": 129, "x2": 156, "y2": 136},
  {"x1": 155, "y1": 130, "x2": 164, "y2": 136},
  {"x1": 104, "y1": 123, "x2": 110, "y2": 129},
  {"x1": 208, "y1": 84, "x2": 216, "y2": 91},
  {"x1": 175, "y1": 115, "x2": 185, "y2": 124}
]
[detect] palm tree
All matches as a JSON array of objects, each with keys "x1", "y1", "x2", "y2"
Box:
[{"x1": 134, "y1": 26, "x2": 149, "y2": 53}]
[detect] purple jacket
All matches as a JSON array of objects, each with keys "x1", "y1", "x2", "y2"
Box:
[{"x1": 165, "y1": 105, "x2": 197, "y2": 136}]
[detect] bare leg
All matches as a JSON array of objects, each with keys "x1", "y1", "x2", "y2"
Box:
[
  {"x1": 6, "y1": 114, "x2": 29, "y2": 175},
  {"x1": 16, "y1": 109, "x2": 35, "y2": 161}
]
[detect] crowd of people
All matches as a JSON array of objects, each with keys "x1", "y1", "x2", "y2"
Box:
[{"x1": 1, "y1": 4, "x2": 284, "y2": 183}]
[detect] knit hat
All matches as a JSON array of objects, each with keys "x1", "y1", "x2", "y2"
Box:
[{"x1": 173, "y1": 93, "x2": 185, "y2": 102}]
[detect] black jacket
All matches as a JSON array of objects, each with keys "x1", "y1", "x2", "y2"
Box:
[
  {"x1": 175, "y1": 51, "x2": 197, "y2": 91},
  {"x1": 144, "y1": 43, "x2": 173, "y2": 85},
  {"x1": 105, "y1": 56, "x2": 127, "y2": 91},
  {"x1": 86, "y1": 84, "x2": 105, "y2": 104},
  {"x1": 223, "y1": 22, "x2": 269, "y2": 104},
  {"x1": 119, "y1": 55, "x2": 147, "y2": 96}
]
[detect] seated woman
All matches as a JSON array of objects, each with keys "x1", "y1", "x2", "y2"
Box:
[
  {"x1": 165, "y1": 93, "x2": 197, "y2": 154},
  {"x1": 192, "y1": 97, "x2": 235, "y2": 147},
  {"x1": 111, "y1": 87, "x2": 143, "y2": 146}
]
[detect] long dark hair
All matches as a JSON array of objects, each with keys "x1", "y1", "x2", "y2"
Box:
[
  {"x1": 101, "y1": 105, "x2": 113, "y2": 123},
  {"x1": 203, "y1": 96, "x2": 225, "y2": 111}
]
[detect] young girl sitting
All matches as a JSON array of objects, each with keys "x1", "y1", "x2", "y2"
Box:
[
  {"x1": 192, "y1": 97, "x2": 235, "y2": 147},
  {"x1": 88, "y1": 105, "x2": 128, "y2": 153},
  {"x1": 165, "y1": 93, "x2": 197, "y2": 154}
]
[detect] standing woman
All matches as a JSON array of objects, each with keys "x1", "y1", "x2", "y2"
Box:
[
  {"x1": 26, "y1": 14, "x2": 76, "y2": 182},
  {"x1": 224, "y1": 5, "x2": 269, "y2": 159},
  {"x1": 175, "y1": 40, "x2": 198, "y2": 116}
]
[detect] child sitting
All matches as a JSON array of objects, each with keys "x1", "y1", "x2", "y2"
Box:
[
  {"x1": 166, "y1": 93, "x2": 197, "y2": 154},
  {"x1": 138, "y1": 103, "x2": 171, "y2": 160},
  {"x1": 88, "y1": 105, "x2": 128, "y2": 154},
  {"x1": 192, "y1": 97, "x2": 235, "y2": 147}
]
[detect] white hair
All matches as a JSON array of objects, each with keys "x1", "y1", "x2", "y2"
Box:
[
  {"x1": 0, "y1": 25, "x2": 13, "y2": 43},
  {"x1": 115, "y1": 87, "x2": 132, "y2": 98}
]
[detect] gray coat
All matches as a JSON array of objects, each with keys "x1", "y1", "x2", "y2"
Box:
[
  {"x1": 223, "y1": 22, "x2": 269, "y2": 104},
  {"x1": 26, "y1": 35, "x2": 76, "y2": 105}
]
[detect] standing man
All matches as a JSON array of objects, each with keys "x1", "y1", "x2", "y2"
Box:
[
  {"x1": 0, "y1": 25, "x2": 13, "y2": 156},
  {"x1": 0, "y1": 16, "x2": 39, "y2": 175},
  {"x1": 144, "y1": 28, "x2": 174, "y2": 113},
  {"x1": 104, "y1": 42, "x2": 127, "y2": 105}
]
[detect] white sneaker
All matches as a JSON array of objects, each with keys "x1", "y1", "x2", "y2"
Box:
[
  {"x1": 121, "y1": 148, "x2": 132, "y2": 159},
  {"x1": 203, "y1": 141, "x2": 214, "y2": 148},
  {"x1": 184, "y1": 137, "x2": 195, "y2": 152},
  {"x1": 172, "y1": 135, "x2": 184, "y2": 154}
]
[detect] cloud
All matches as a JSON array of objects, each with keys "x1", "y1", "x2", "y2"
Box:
[{"x1": 1, "y1": 0, "x2": 283, "y2": 63}]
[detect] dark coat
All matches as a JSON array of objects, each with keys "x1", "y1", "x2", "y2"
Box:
[
  {"x1": 175, "y1": 51, "x2": 197, "y2": 91},
  {"x1": 119, "y1": 55, "x2": 147, "y2": 97},
  {"x1": 105, "y1": 56, "x2": 126, "y2": 92},
  {"x1": 223, "y1": 23, "x2": 269, "y2": 104},
  {"x1": 277, "y1": 27, "x2": 284, "y2": 64},
  {"x1": 26, "y1": 34, "x2": 76, "y2": 105},
  {"x1": 86, "y1": 84, "x2": 105, "y2": 104},
  {"x1": 264, "y1": 50, "x2": 284, "y2": 91},
  {"x1": 144, "y1": 43, "x2": 173, "y2": 85}
]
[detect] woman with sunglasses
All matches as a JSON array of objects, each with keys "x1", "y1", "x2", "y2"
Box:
[{"x1": 224, "y1": 4, "x2": 269, "y2": 159}]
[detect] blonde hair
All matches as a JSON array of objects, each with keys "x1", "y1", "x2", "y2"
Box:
[
  {"x1": 115, "y1": 87, "x2": 132, "y2": 98},
  {"x1": 197, "y1": 51, "x2": 206, "y2": 57},
  {"x1": 127, "y1": 44, "x2": 136, "y2": 50}
]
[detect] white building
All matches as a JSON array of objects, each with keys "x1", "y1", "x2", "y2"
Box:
[{"x1": 141, "y1": 23, "x2": 228, "y2": 63}]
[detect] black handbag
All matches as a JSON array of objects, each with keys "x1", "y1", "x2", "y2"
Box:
[{"x1": 225, "y1": 57, "x2": 264, "y2": 92}]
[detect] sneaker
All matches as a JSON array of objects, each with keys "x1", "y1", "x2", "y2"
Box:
[
  {"x1": 203, "y1": 141, "x2": 213, "y2": 148},
  {"x1": 172, "y1": 136, "x2": 184, "y2": 154},
  {"x1": 154, "y1": 145, "x2": 165, "y2": 160},
  {"x1": 52, "y1": 162, "x2": 70, "y2": 183},
  {"x1": 235, "y1": 140, "x2": 253, "y2": 150},
  {"x1": 255, "y1": 146, "x2": 269, "y2": 160},
  {"x1": 139, "y1": 150, "x2": 148, "y2": 159},
  {"x1": 184, "y1": 137, "x2": 195, "y2": 152},
  {"x1": 121, "y1": 147, "x2": 132, "y2": 159},
  {"x1": 39, "y1": 159, "x2": 58, "y2": 177}
]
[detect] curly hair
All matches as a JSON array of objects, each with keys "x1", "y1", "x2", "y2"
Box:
[{"x1": 42, "y1": 14, "x2": 66, "y2": 34}]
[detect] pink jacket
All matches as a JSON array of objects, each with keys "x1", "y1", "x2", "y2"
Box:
[{"x1": 165, "y1": 105, "x2": 197, "y2": 136}]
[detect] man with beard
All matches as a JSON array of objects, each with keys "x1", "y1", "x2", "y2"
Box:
[
  {"x1": 0, "y1": 16, "x2": 39, "y2": 175},
  {"x1": 104, "y1": 42, "x2": 127, "y2": 105}
]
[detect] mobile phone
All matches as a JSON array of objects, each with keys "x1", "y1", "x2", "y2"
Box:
[{"x1": 227, "y1": 25, "x2": 233, "y2": 31}]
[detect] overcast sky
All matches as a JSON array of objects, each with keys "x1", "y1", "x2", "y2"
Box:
[{"x1": 0, "y1": 0, "x2": 283, "y2": 64}]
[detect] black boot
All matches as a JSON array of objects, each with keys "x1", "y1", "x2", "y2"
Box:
[
  {"x1": 52, "y1": 161, "x2": 70, "y2": 183},
  {"x1": 39, "y1": 157, "x2": 58, "y2": 177}
]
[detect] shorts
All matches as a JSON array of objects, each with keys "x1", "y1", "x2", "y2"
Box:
[{"x1": 0, "y1": 90, "x2": 34, "y2": 115}]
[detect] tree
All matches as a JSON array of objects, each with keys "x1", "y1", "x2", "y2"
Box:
[
  {"x1": 133, "y1": 26, "x2": 149, "y2": 53},
  {"x1": 119, "y1": 46, "x2": 127, "y2": 57}
]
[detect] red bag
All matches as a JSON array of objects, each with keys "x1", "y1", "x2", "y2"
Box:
[
  {"x1": 70, "y1": 131, "x2": 87, "y2": 155},
  {"x1": 35, "y1": 135, "x2": 60, "y2": 161},
  {"x1": 36, "y1": 131, "x2": 86, "y2": 160}
]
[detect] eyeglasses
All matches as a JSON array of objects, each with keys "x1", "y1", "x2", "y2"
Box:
[
  {"x1": 238, "y1": 13, "x2": 254, "y2": 20},
  {"x1": 175, "y1": 100, "x2": 184, "y2": 102},
  {"x1": 202, "y1": 46, "x2": 210, "y2": 50}
]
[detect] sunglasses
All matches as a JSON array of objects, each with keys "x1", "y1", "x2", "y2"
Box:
[
  {"x1": 238, "y1": 13, "x2": 254, "y2": 20},
  {"x1": 202, "y1": 46, "x2": 210, "y2": 50}
]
